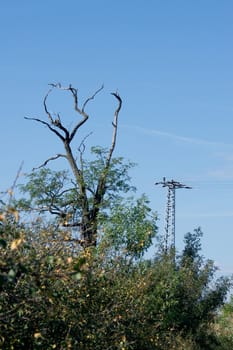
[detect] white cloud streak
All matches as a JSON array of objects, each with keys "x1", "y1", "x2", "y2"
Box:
[{"x1": 122, "y1": 124, "x2": 233, "y2": 148}]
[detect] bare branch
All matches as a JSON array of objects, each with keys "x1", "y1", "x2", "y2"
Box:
[
  {"x1": 78, "y1": 132, "x2": 93, "y2": 153},
  {"x1": 69, "y1": 85, "x2": 103, "y2": 142},
  {"x1": 2, "y1": 161, "x2": 25, "y2": 206},
  {"x1": 24, "y1": 117, "x2": 65, "y2": 141},
  {"x1": 45, "y1": 83, "x2": 87, "y2": 143},
  {"x1": 42, "y1": 83, "x2": 103, "y2": 144},
  {"x1": 106, "y1": 92, "x2": 122, "y2": 165},
  {"x1": 43, "y1": 86, "x2": 70, "y2": 140},
  {"x1": 48, "y1": 82, "x2": 62, "y2": 89},
  {"x1": 9, "y1": 161, "x2": 24, "y2": 194},
  {"x1": 77, "y1": 132, "x2": 92, "y2": 175},
  {"x1": 68, "y1": 85, "x2": 79, "y2": 111},
  {"x1": 50, "y1": 83, "x2": 82, "y2": 115},
  {"x1": 82, "y1": 84, "x2": 104, "y2": 112},
  {"x1": 32, "y1": 154, "x2": 67, "y2": 170},
  {"x1": 53, "y1": 115, "x2": 70, "y2": 138},
  {"x1": 92, "y1": 92, "x2": 122, "y2": 216},
  {"x1": 43, "y1": 87, "x2": 54, "y2": 124}
]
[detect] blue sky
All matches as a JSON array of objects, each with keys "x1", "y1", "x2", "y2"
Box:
[{"x1": 1, "y1": 1, "x2": 233, "y2": 274}]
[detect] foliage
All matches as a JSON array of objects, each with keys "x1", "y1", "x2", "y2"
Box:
[
  {"x1": 16, "y1": 147, "x2": 136, "y2": 231},
  {"x1": 99, "y1": 194, "x2": 157, "y2": 259},
  {"x1": 0, "y1": 204, "x2": 230, "y2": 350},
  {"x1": 213, "y1": 295, "x2": 233, "y2": 349}
]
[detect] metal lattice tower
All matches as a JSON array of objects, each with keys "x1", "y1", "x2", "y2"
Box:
[{"x1": 155, "y1": 177, "x2": 192, "y2": 254}]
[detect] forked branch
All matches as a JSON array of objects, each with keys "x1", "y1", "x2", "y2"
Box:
[
  {"x1": 42, "y1": 83, "x2": 104, "y2": 144},
  {"x1": 69, "y1": 84, "x2": 104, "y2": 142},
  {"x1": 24, "y1": 117, "x2": 65, "y2": 141},
  {"x1": 25, "y1": 83, "x2": 122, "y2": 248}
]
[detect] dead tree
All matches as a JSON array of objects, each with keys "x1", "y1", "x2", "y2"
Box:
[{"x1": 25, "y1": 83, "x2": 122, "y2": 247}]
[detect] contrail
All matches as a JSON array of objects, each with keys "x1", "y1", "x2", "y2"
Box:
[{"x1": 122, "y1": 124, "x2": 233, "y2": 148}]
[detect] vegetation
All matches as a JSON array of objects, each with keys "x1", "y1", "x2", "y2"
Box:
[
  {"x1": 0, "y1": 211, "x2": 231, "y2": 349},
  {"x1": 213, "y1": 296, "x2": 233, "y2": 349},
  {"x1": 1, "y1": 83, "x2": 233, "y2": 349}
]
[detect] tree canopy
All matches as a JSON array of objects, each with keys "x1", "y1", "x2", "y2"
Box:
[{"x1": 1, "y1": 83, "x2": 232, "y2": 349}]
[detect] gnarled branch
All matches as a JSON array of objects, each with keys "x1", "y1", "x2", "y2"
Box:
[
  {"x1": 24, "y1": 117, "x2": 65, "y2": 141},
  {"x1": 69, "y1": 84, "x2": 104, "y2": 142},
  {"x1": 25, "y1": 83, "x2": 122, "y2": 248},
  {"x1": 43, "y1": 83, "x2": 104, "y2": 144},
  {"x1": 32, "y1": 154, "x2": 67, "y2": 170},
  {"x1": 43, "y1": 85, "x2": 70, "y2": 140}
]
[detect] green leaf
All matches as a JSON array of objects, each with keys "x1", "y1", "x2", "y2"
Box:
[
  {"x1": 8, "y1": 269, "x2": 16, "y2": 279},
  {"x1": 73, "y1": 272, "x2": 82, "y2": 280}
]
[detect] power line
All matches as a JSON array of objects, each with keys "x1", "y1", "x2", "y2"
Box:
[{"x1": 155, "y1": 177, "x2": 192, "y2": 254}]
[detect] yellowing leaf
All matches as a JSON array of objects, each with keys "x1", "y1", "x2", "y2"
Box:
[
  {"x1": 34, "y1": 332, "x2": 42, "y2": 339},
  {"x1": 10, "y1": 238, "x2": 23, "y2": 250},
  {"x1": 0, "y1": 213, "x2": 5, "y2": 222},
  {"x1": 67, "y1": 257, "x2": 73, "y2": 264},
  {"x1": 13, "y1": 210, "x2": 19, "y2": 222}
]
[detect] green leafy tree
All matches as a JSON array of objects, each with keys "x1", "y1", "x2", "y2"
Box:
[
  {"x1": 154, "y1": 228, "x2": 231, "y2": 349},
  {"x1": 18, "y1": 148, "x2": 136, "y2": 225},
  {"x1": 23, "y1": 83, "x2": 123, "y2": 247}
]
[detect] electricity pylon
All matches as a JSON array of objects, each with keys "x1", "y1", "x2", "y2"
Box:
[{"x1": 155, "y1": 177, "x2": 192, "y2": 254}]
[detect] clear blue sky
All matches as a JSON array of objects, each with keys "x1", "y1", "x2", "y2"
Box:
[{"x1": 1, "y1": 1, "x2": 233, "y2": 274}]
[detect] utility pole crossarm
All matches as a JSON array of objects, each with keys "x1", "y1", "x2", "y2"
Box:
[{"x1": 155, "y1": 177, "x2": 192, "y2": 254}]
